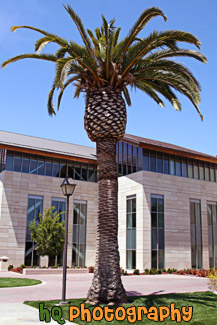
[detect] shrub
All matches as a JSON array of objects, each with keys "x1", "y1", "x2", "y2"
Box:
[
  {"x1": 124, "y1": 271, "x2": 128, "y2": 276},
  {"x1": 88, "y1": 266, "x2": 94, "y2": 273},
  {"x1": 167, "y1": 268, "x2": 173, "y2": 274},
  {"x1": 162, "y1": 268, "x2": 166, "y2": 273},
  {"x1": 144, "y1": 268, "x2": 149, "y2": 274},
  {"x1": 208, "y1": 273, "x2": 217, "y2": 292},
  {"x1": 31, "y1": 265, "x2": 37, "y2": 268},
  {"x1": 20, "y1": 264, "x2": 26, "y2": 269},
  {"x1": 121, "y1": 269, "x2": 125, "y2": 275},
  {"x1": 42, "y1": 266, "x2": 47, "y2": 269},
  {"x1": 52, "y1": 265, "x2": 58, "y2": 269},
  {"x1": 198, "y1": 269, "x2": 207, "y2": 277},
  {"x1": 67, "y1": 266, "x2": 69, "y2": 269},
  {"x1": 149, "y1": 268, "x2": 157, "y2": 275},
  {"x1": 10, "y1": 267, "x2": 23, "y2": 274},
  {"x1": 157, "y1": 269, "x2": 162, "y2": 274},
  {"x1": 133, "y1": 269, "x2": 139, "y2": 275},
  {"x1": 172, "y1": 268, "x2": 177, "y2": 273},
  {"x1": 192, "y1": 269, "x2": 197, "y2": 275},
  {"x1": 179, "y1": 270, "x2": 185, "y2": 275},
  {"x1": 8, "y1": 264, "x2": 13, "y2": 271}
]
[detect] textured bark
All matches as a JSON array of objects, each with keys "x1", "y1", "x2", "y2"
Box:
[
  {"x1": 86, "y1": 138, "x2": 127, "y2": 304},
  {"x1": 84, "y1": 88, "x2": 127, "y2": 142},
  {"x1": 84, "y1": 88, "x2": 127, "y2": 304}
]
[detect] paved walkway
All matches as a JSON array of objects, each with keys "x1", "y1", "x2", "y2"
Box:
[{"x1": 0, "y1": 271, "x2": 210, "y2": 324}]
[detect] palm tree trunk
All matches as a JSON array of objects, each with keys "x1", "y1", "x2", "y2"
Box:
[{"x1": 87, "y1": 138, "x2": 127, "y2": 305}]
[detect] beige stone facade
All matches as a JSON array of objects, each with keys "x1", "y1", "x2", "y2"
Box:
[
  {"x1": 118, "y1": 170, "x2": 217, "y2": 270},
  {"x1": 1, "y1": 167, "x2": 216, "y2": 270},
  {"x1": 0, "y1": 170, "x2": 98, "y2": 267},
  {"x1": 0, "y1": 130, "x2": 217, "y2": 271}
]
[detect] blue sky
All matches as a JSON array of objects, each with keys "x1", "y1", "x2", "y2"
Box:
[{"x1": 1, "y1": 0, "x2": 217, "y2": 155}]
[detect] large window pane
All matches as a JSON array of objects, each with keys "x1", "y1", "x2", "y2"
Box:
[
  {"x1": 169, "y1": 160, "x2": 175, "y2": 175},
  {"x1": 45, "y1": 159, "x2": 52, "y2": 177},
  {"x1": 176, "y1": 161, "x2": 181, "y2": 176},
  {"x1": 150, "y1": 156, "x2": 156, "y2": 172},
  {"x1": 6, "y1": 153, "x2": 14, "y2": 171},
  {"x1": 22, "y1": 155, "x2": 30, "y2": 173},
  {"x1": 151, "y1": 195, "x2": 164, "y2": 269},
  {"x1": 126, "y1": 196, "x2": 136, "y2": 269},
  {"x1": 25, "y1": 196, "x2": 43, "y2": 266},
  {"x1": 182, "y1": 162, "x2": 187, "y2": 177},
  {"x1": 14, "y1": 155, "x2": 22, "y2": 172},
  {"x1": 72, "y1": 201, "x2": 87, "y2": 266},
  {"x1": 190, "y1": 201, "x2": 202, "y2": 268},
  {"x1": 163, "y1": 159, "x2": 169, "y2": 174}
]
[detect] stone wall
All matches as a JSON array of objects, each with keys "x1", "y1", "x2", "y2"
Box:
[
  {"x1": 0, "y1": 171, "x2": 98, "y2": 267},
  {"x1": 118, "y1": 170, "x2": 217, "y2": 270}
]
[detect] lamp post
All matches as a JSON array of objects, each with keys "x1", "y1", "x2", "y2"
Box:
[{"x1": 60, "y1": 177, "x2": 76, "y2": 305}]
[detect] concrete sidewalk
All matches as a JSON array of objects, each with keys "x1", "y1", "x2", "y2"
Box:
[
  {"x1": 0, "y1": 272, "x2": 210, "y2": 324},
  {"x1": 0, "y1": 303, "x2": 72, "y2": 324}
]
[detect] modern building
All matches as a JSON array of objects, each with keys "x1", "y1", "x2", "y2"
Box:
[{"x1": 0, "y1": 130, "x2": 217, "y2": 271}]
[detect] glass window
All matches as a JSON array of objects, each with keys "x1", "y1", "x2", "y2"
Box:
[
  {"x1": 193, "y1": 165, "x2": 199, "y2": 179},
  {"x1": 190, "y1": 200, "x2": 202, "y2": 269},
  {"x1": 151, "y1": 195, "x2": 164, "y2": 269},
  {"x1": 199, "y1": 165, "x2": 204, "y2": 180},
  {"x1": 51, "y1": 160, "x2": 59, "y2": 177},
  {"x1": 52, "y1": 198, "x2": 65, "y2": 221},
  {"x1": 143, "y1": 154, "x2": 149, "y2": 171},
  {"x1": 72, "y1": 201, "x2": 87, "y2": 266},
  {"x1": 14, "y1": 155, "x2": 22, "y2": 172},
  {"x1": 157, "y1": 157, "x2": 163, "y2": 173},
  {"x1": 182, "y1": 162, "x2": 187, "y2": 177},
  {"x1": 169, "y1": 159, "x2": 175, "y2": 175},
  {"x1": 126, "y1": 196, "x2": 136, "y2": 269},
  {"x1": 45, "y1": 159, "x2": 52, "y2": 177},
  {"x1": 150, "y1": 156, "x2": 156, "y2": 172},
  {"x1": 88, "y1": 165, "x2": 95, "y2": 182},
  {"x1": 6, "y1": 153, "x2": 14, "y2": 171},
  {"x1": 132, "y1": 146, "x2": 137, "y2": 173},
  {"x1": 207, "y1": 204, "x2": 217, "y2": 269},
  {"x1": 176, "y1": 161, "x2": 181, "y2": 176},
  {"x1": 29, "y1": 157, "x2": 37, "y2": 174},
  {"x1": 163, "y1": 159, "x2": 169, "y2": 174},
  {"x1": 25, "y1": 195, "x2": 43, "y2": 266},
  {"x1": 37, "y1": 159, "x2": 45, "y2": 175},
  {"x1": 22, "y1": 154, "x2": 30, "y2": 173},
  {"x1": 137, "y1": 148, "x2": 143, "y2": 171},
  {"x1": 188, "y1": 163, "x2": 193, "y2": 178},
  {"x1": 210, "y1": 168, "x2": 215, "y2": 182},
  {"x1": 59, "y1": 161, "x2": 67, "y2": 178},
  {"x1": 205, "y1": 166, "x2": 210, "y2": 181},
  {"x1": 81, "y1": 164, "x2": 87, "y2": 181}
]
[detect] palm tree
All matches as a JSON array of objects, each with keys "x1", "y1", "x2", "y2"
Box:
[{"x1": 2, "y1": 5, "x2": 206, "y2": 304}]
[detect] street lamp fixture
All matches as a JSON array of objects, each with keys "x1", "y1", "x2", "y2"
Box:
[{"x1": 59, "y1": 177, "x2": 76, "y2": 305}]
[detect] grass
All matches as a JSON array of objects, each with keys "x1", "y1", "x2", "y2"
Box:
[
  {"x1": 24, "y1": 291, "x2": 217, "y2": 324},
  {"x1": 0, "y1": 277, "x2": 42, "y2": 288}
]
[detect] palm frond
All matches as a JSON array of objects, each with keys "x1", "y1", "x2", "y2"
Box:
[
  {"x1": 123, "y1": 87, "x2": 131, "y2": 106},
  {"x1": 102, "y1": 15, "x2": 109, "y2": 79},
  {"x1": 64, "y1": 4, "x2": 97, "y2": 69},
  {"x1": 11, "y1": 25, "x2": 68, "y2": 47},
  {"x1": 117, "y1": 7, "x2": 167, "y2": 66},
  {"x1": 57, "y1": 76, "x2": 78, "y2": 110},
  {"x1": 2, "y1": 53, "x2": 57, "y2": 68},
  {"x1": 47, "y1": 85, "x2": 56, "y2": 116},
  {"x1": 135, "y1": 82, "x2": 165, "y2": 107},
  {"x1": 146, "y1": 48, "x2": 207, "y2": 63},
  {"x1": 121, "y1": 30, "x2": 202, "y2": 78}
]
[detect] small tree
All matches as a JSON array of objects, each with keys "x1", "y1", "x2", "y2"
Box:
[{"x1": 30, "y1": 207, "x2": 65, "y2": 265}]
